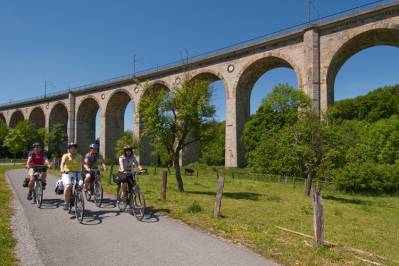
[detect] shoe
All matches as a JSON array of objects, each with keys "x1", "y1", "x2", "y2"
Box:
[
  {"x1": 23, "y1": 178, "x2": 29, "y2": 188},
  {"x1": 27, "y1": 191, "x2": 33, "y2": 200},
  {"x1": 63, "y1": 203, "x2": 69, "y2": 211}
]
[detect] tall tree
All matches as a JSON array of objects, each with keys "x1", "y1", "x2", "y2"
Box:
[
  {"x1": 46, "y1": 124, "x2": 68, "y2": 158},
  {"x1": 140, "y1": 77, "x2": 215, "y2": 192},
  {"x1": 4, "y1": 121, "x2": 40, "y2": 158},
  {"x1": 0, "y1": 121, "x2": 9, "y2": 157}
]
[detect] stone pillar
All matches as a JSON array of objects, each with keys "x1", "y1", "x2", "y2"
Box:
[
  {"x1": 68, "y1": 92, "x2": 76, "y2": 143},
  {"x1": 225, "y1": 84, "x2": 249, "y2": 168},
  {"x1": 303, "y1": 26, "x2": 321, "y2": 113},
  {"x1": 137, "y1": 112, "x2": 157, "y2": 165},
  {"x1": 99, "y1": 112, "x2": 107, "y2": 160},
  {"x1": 180, "y1": 131, "x2": 200, "y2": 166},
  {"x1": 44, "y1": 110, "x2": 50, "y2": 151}
]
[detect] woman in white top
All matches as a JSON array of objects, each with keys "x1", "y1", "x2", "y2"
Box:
[{"x1": 117, "y1": 145, "x2": 143, "y2": 199}]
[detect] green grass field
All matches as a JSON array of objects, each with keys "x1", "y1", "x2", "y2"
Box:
[
  {"x1": 0, "y1": 166, "x2": 18, "y2": 266},
  {"x1": 100, "y1": 166, "x2": 399, "y2": 266}
]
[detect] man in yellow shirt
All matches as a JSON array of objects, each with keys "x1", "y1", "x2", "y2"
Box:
[{"x1": 60, "y1": 143, "x2": 83, "y2": 210}]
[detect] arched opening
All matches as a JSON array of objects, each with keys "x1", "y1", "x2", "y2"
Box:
[
  {"x1": 250, "y1": 68, "x2": 298, "y2": 113},
  {"x1": 28, "y1": 107, "x2": 45, "y2": 128},
  {"x1": 235, "y1": 56, "x2": 300, "y2": 166},
  {"x1": 9, "y1": 110, "x2": 24, "y2": 128},
  {"x1": 76, "y1": 97, "x2": 101, "y2": 154},
  {"x1": 0, "y1": 113, "x2": 6, "y2": 124},
  {"x1": 327, "y1": 28, "x2": 399, "y2": 105},
  {"x1": 191, "y1": 72, "x2": 226, "y2": 166},
  {"x1": 49, "y1": 102, "x2": 68, "y2": 149},
  {"x1": 138, "y1": 83, "x2": 169, "y2": 165},
  {"x1": 105, "y1": 90, "x2": 134, "y2": 159}
]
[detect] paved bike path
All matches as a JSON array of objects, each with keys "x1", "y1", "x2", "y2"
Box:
[{"x1": 7, "y1": 169, "x2": 276, "y2": 266}]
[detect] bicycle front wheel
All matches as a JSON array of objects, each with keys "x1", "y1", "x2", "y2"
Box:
[
  {"x1": 117, "y1": 188, "x2": 127, "y2": 212},
  {"x1": 34, "y1": 181, "x2": 43, "y2": 208},
  {"x1": 93, "y1": 182, "x2": 103, "y2": 207},
  {"x1": 131, "y1": 192, "x2": 146, "y2": 221},
  {"x1": 75, "y1": 190, "x2": 85, "y2": 223}
]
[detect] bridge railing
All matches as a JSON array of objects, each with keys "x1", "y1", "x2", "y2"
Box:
[{"x1": 1, "y1": 0, "x2": 398, "y2": 108}]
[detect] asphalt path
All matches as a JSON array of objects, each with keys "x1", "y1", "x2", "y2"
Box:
[{"x1": 7, "y1": 169, "x2": 276, "y2": 266}]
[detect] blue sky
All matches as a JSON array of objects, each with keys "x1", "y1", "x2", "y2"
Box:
[{"x1": 0, "y1": 0, "x2": 398, "y2": 133}]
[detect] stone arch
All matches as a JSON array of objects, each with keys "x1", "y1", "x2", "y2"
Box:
[
  {"x1": 236, "y1": 55, "x2": 302, "y2": 96},
  {"x1": 0, "y1": 113, "x2": 6, "y2": 124},
  {"x1": 233, "y1": 55, "x2": 302, "y2": 166},
  {"x1": 76, "y1": 96, "x2": 101, "y2": 154},
  {"x1": 49, "y1": 102, "x2": 68, "y2": 132},
  {"x1": 104, "y1": 89, "x2": 134, "y2": 159},
  {"x1": 9, "y1": 110, "x2": 25, "y2": 128},
  {"x1": 191, "y1": 70, "x2": 229, "y2": 98},
  {"x1": 326, "y1": 27, "x2": 399, "y2": 106},
  {"x1": 28, "y1": 107, "x2": 46, "y2": 128}
]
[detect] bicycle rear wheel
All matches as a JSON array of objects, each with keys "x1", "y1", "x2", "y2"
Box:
[
  {"x1": 75, "y1": 190, "x2": 85, "y2": 223},
  {"x1": 131, "y1": 191, "x2": 146, "y2": 221},
  {"x1": 93, "y1": 181, "x2": 103, "y2": 207},
  {"x1": 34, "y1": 181, "x2": 43, "y2": 208}
]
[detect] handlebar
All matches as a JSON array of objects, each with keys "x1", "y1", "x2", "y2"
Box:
[{"x1": 33, "y1": 165, "x2": 48, "y2": 172}]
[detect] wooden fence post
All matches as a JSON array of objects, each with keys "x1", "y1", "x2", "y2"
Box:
[
  {"x1": 312, "y1": 186, "x2": 324, "y2": 245},
  {"x1": 160, "y1": 171, "x2": 168, "y2": 200},
  {"x1": 213, "y1": 176, "x2": 225, "y2": 218}
]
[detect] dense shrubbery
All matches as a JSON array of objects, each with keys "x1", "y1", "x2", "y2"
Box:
[
  {"x1": 243, "y1": 84, "x2": 399, "y2": 194},
  {"x1": 0, "y1": 121, "x2": 67, "y2": 159},
  {"x1": 333, "y1": 162, "x2": 399, "y2": 194}
]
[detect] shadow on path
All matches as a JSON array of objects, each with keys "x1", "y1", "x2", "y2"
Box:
[
  {"x1": 186, "y1": 191, "x2": 261, "y2": 201},
  {"x1": 40, "y1": 198, "x2": 63, "y2": 209}
]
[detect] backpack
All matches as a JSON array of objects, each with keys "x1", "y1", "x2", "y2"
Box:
[{"x1": 54, "y1": 179, "x2": 64, "y2": 195}]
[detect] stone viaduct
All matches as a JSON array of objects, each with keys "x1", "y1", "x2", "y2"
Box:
[{"x1": 1, "y1": 2, "x2": 399, "y2": 167}]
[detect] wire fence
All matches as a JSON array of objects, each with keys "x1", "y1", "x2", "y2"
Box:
[{"x1": 1, "y1": 0, "x2": 398, "y2": 108}]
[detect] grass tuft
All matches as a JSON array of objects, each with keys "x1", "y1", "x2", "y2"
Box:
[{"x1": 186, "y1": 201, "x2": 202, "y2": 213}]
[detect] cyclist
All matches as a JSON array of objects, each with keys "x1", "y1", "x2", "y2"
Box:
[
  {"x1": 83, "y1": 143, "x2": 106, "y2": 193},
  {"x1": 117, "y1": 145, "x2": 143, "y2": 201},
  {"x1": 60, "y1": 143, "x2": 83, "y2": 210},
  {"x1": 26, "y1": 142, "x2": 50, "y2": 200}
]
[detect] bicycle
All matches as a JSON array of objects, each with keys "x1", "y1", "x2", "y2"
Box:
[
  {"x1": 84, "y1": 169, "x2": 103, "y2": 207},
  {"x1": 31, "y1": 165, "x2": 48, "y2": 208},
  {"x1": 66, "y1": 171, "x2": 85, "y2": 223},
  {"x1": 116, "y1": 171, "x2": 146, "y2": 221}
]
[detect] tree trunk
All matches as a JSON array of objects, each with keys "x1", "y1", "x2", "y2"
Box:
[
  {"x1": 305, "y1": 169, "x2": 314, "y2": 196},
  {"x1": 173, "y1": 156, "x2": 184, "y2": 192}
]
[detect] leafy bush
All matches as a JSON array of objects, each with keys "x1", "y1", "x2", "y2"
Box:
[{"x1": 333, "y1": 162, "x2": 399, "y2": 194}]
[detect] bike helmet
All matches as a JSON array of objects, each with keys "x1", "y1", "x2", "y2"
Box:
[
  {"x1": 89, "y1": 143, "x2": 98, "y2": 150},
  {"x1": 67, "y1": 142, "x2": 78, "y2": 149},
  {"x1": 123, "y1": 145, "x2": 133, "y2": 152},
  {"x1": 32, "y1": 142, "x2": 41, "y2": 148}
]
